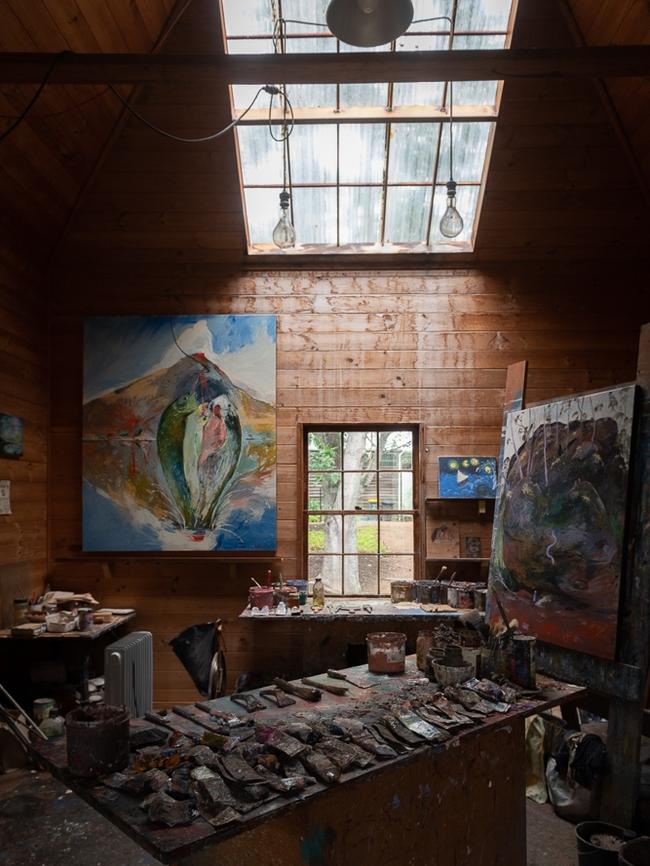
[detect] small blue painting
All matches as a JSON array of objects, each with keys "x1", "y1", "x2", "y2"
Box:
[
  {"x1": 438, "y1": 456, "x2": 497, "y2": 499},
  {"x1": 0, "y1": 414, "x2": 23, "y2": 459}
]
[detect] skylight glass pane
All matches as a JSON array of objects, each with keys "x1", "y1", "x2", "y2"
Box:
[
  {"x1": 228, "y1": 38, "x2": 274, "y2": 111},
  {"x1": 339, "y1": 83, "x2": 388, "y2": 110},
  {"x1": 388, "y1": 123, "x2": 439, "y2": 183},
  {"x1": 396, "y1": 33, "x2": 448, "y2": 52},
  {"x1": 339, "y1": 188, "x2": 382, "y2": 244},
  {"x1": 437, "y1": 122, "x2": 493, "y2": 183},
  {"x1": 222, "y1": 0, "x2": 273, "y2": 35},
  {"x1": 284, "y1": 36, "x2": 336, "y2": 54},
  {"x1": 293, "y1": 187, "x2": 337, "y2": 244},
  {"x1": 430, "y1": 184, "x2": 480, "y2": 244},
  {"x1": 393, "y1": 81, "x2": 445, "y2": 109},
  {"x1": 281, "y1": 0, "x2": 330, "y2": 32},
  {"x1": 339, "y1": 124, "x2": 385, "y2": 183},
  {"x1": 290, "y1": 125, "x2": 337, "y2": 183},
  {"x1": 244, "y1": 187, "x2": 282, "y2": 245},
  {"x1": 452, "y1": 36, "x2": 506, "y2": 107},
  {"x1": 384, "y1": 186, "x2": 431, "y2": 244},
  {"x1": 286, "y1": 83, "x2": 337, "y2": 108},
  {"x1": 237, "y1": 126, "x2": 283, "y2": 185},
  {"x1": 456, "y1": 0, "x2": 512, "y2": 32},
  {"x1": 409, "y1": 0, "x2": 451, "y2": 22}
]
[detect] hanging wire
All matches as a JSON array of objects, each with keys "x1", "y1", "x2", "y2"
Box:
[{"x1": 0, "y1": 55, "x2": 60, "y2": 144}]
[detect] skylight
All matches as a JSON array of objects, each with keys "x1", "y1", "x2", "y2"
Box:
[{"x1": 220, "y1": 0, "x2": 518, "y2": 254}]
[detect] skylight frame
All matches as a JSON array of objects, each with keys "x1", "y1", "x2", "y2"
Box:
[{"x1": 220, "y1": 0, "x2": 519, "y2": 256}]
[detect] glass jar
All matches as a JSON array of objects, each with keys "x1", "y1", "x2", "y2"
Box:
[{"x1": 13, "y1": 598, "x2": 29, "y2": 626}]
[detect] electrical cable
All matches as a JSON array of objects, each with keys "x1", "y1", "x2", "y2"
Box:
[{"x1": 0, "y1": 55, "x2": 60, "y2": 143}]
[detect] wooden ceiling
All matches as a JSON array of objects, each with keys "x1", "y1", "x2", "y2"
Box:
[
  {"x1": 1, "y1": 0, "x2": 650, "y2": 270},
  {"x1": 0, "y1": 0, "x2": 176, "y2": 269}
]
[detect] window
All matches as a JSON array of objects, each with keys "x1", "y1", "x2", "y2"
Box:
[
  {"x1": 220, "y1": 0, "x2": 518, "y2": 254},
  {"x1": 303, "y1": 426, "x2": 420, "y2": 596}
]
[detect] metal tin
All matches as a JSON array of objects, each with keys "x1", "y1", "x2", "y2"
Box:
[
  {"x1": 456, "y1": 586, "x2": 475, "y2": 609},
  {"x1": 510, "y1": 635, "x2": 537, "y2": 689},
  {"x1": 447, "y1": 584, "x2": 459, "y2": 608},
  {"x1": 414, "y1": 581, "x2": 435, "y2": 604},
  {"x1": 435, "y1": 580, "x2": 449, "y2": 605},
  {"x1": 390, "y1": 581, "x2": 414, "y2": 604},
  {"x1": 66, "y1": 705, "x2": 130, "y2": 778},
  {"x1": 366, "y1": 632, "x2": 406, "y2": 674}
]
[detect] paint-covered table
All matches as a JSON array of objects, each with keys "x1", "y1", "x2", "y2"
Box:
[
  {"x1": 34, "y1": 659, "x2": 585, "y2": 866},
  {"x1": 239, "y1": 597, "x2": 469, "y2": 621}
]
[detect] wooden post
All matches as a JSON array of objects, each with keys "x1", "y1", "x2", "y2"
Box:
[{"x1": 600, "y1": 324, "x2": 650, "y2": 827}]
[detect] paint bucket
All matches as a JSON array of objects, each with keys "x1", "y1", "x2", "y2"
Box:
[
  {"x1": 414, "y1": 581, "x2": 435, "y2": 604},
  {"x1": 434, "y1": 580, "x2": 449, "y2": 605},
  {"x1": 510, "y1": 634, "x2": 537, "y2": 689},
  {"x1": 249, "y1": 586, "x2": 274, "y2": 609},
  {"x1": 390, "y1": 581, "x2": 414, "y2": 603},
  {"x1": 66, "y1": 705, "x2": 130, "y2": 778},
  {"x1": 456, "y1": 586, "x2": 475, "y2": 609},
  {"x1": 576, "y1": 822, "x2": 634, "y2": 866},
  {"x1": 620, "y1": 837, "x2": 650, "y2": 865},
  {"x1": 447, "y1": 584, "x2": 459, "y2": 608},
  {"x1": 366, "y1": 632, "x2": 406, "y2": 674}
]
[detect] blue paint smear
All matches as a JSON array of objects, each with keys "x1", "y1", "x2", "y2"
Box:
[
  {"x1": 82, "y1": 481, "x2": 160, "y2": 551},
  {"x1": 213, "y1": 504, "x2": 276, "y2": 551},
  {"x1": 300, "y1": 827, "x2": 335, "y2": 866}
]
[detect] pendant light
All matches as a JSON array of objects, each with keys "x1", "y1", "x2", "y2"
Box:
[
  {"x1": 271, "y1": 17, "x2": 296, "y2": 249},
  {"x1": 326, "y1": 0, "x2": 414, "y2": 48},
  {"x1": 273, "y1": 187, "x2": 296, "y2": 249},
  {"x1": 439, "y1": 80, "x2": 464, "y2": 239}
]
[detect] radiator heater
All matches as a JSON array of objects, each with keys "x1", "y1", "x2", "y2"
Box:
[{"x1": 104, "y1": 631, "x2": 153, "y2": 718}]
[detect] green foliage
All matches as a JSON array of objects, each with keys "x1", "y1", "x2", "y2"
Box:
[{"x1": 308, "y1": 524, "x2": 387, "y2": 554}]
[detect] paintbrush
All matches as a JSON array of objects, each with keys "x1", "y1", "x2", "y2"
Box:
[{"x1": 457, "y1": 608, "x2": 489, "y2": 645}]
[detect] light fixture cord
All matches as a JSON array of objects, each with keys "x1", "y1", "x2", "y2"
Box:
[{"x1": 0, "y1": 54, "x2": 60, "y2": 144}]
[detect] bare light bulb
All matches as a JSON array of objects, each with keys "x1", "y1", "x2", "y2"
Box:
[
  {"x1": 272, "y1": 190, "x2": 296, "y2": 249},
  {"x1": 439, "y1": 180, "x2": 464, "y2": 239}
]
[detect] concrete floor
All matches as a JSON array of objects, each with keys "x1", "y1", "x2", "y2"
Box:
[{"x1": 0, "y1": 769, "x2": 578, "y2": 865}]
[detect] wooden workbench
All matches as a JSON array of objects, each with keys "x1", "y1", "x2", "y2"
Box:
[
  {"x1": 239, "y1": 597, "x2": 467, "y2": 621},
  {"x1": 34, "y1": 659, "x2": 585, "y2": 866}
]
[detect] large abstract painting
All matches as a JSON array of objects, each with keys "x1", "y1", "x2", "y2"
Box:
[
  {"x1": 487, "y1": 385, "x2": 636, "y2": 659},
  {"x1": 83, "y1": 316, "x2": 276, "y2": 552}
]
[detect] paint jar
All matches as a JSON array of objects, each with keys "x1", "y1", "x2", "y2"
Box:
[
  {"x1": 13, "y1": 598, "x2": 29, "y2": 626},
  {"x1": 433, "y1": 580, "x2": 449, "y2": 605},
  {"x1": 414, "y1": 581, "x2": 436, "y2": 604},
  {"x1": 366, "y1": 632, "x2": 406, "y2": 674},
  {"x1": 474, "y1": 588, "x2": 487, "y2": 612},
  {"x1": 510, "y1": 634, "x2": 537, "y2": 689},
  {"x1": 447, "y1": 584, "x2": 459, "y2": 608},
  {"x1": 416, "y1": 631, "x2": 435, "y2": 672},
  {"x1": 77, "y1": 607, "x2": 94, "y2": 630},
  {"x1": 456, "y1": 586, "x2": 475, "y2": 609},
  {"x1": 286, "y1": 580, "x2": 308, "y2": 605},
  {"x1": 33, "y1": 697, "x2": 56, "y2": 725},
  {"x1": 249, "y1": 587, "x2": 274, "y2": 610},
  {"x1": 390, "y1": 581, "x2": 414, "y2": 604}
]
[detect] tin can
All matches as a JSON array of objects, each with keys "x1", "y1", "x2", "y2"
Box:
[
  {"x1": 414, "y1": 581, "x2": 435, "y2": 604},
  {"x1": 366, "y1": 632, "x2": 406, "y2": 674},
  {"x1": 390, "y1": 581, "x2": 414, "y2": 603},
  {"x1": 447, "y1": 584, "x2": 459, "y2": 608},
  {"x1": 77, "y1": 607, "x2": 94, "y2": 630},
  {"x1": 456, "y1": 586, "x2": 475, "y2": 609},
  {"x1": 510, "y1": 635, "x2": 537, "y2": 689}
]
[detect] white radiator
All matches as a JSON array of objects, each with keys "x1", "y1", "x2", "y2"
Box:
[{"x1": 104, "y1": 631, "x2": 153, "y2": 719}]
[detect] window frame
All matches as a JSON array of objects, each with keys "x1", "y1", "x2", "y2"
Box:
[{"x1": 299, "y1": 423, "x2": 424, "y2": 597}]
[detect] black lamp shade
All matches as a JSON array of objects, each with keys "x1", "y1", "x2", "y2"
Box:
[{"x1": 326, "y1": 0, "x2": 414, "y2": 48}]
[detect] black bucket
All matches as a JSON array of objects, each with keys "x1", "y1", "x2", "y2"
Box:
[
  {"x1": 576, "y1": 822, "x2": 635, "y2": 866},
  {"x1": 620, "y1": 837, "x2": 650, "y2": 865}
]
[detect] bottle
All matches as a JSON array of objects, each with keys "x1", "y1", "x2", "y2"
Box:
[{"x1": 312, "y1": 577, "x2": 325, "y2": 611}]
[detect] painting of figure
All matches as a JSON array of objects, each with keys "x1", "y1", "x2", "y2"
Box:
[
  {"x1": 438, "y1": 456, "x2": 497, "y2": 498},
  {"x1": 83, "y1": 315, "x2": 276, "y2": 552},
  {"x1": 487, "y1": 385, "x2": 636, "y2": 659}
]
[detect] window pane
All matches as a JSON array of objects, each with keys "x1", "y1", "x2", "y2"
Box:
[
  {"x1": 388, "y1": 123, "x2": 438, "y2": 183},
  {"x1": 340, "y1": 83, "x2": 389, "y2": 109},
  {"x1": 384, "y1": 186, "x2": 430, "y2": 244},
  {"x1": 344, "y1": 515, "x2": 379, "y2": 553},
  {"x1": 309, "y1": 514, "x2": 342, "y2": 552},
  {"x1": 380, "y1": 556, "x2": 414, "y2": 593},
  {"x1": 344, "y1": 555, "x2": 378, "y2": 594},
  {"x1": 343, "y1": 472, "x2": 377, "y2": 510},
  {"x1": 380, "y1": 514, "x2": 415, "y2": 553},
  {"x1": 455, "y1": 0, "x2": 512, "y2": 32},
  {"x1": 282, "y1": 0, "x2": 331, "y2": 32},
  {"x1": 379, "y1": 431, "x2": 413, "y2": 468},
  {"x1": 237, "y1": 126, "x2": 283, "y2": 185},
  {"x1": 244, "y1": 188, "x2": 281, "y2": 245},
  {"x1": 395, "y1": 36, "x2": 447, "y2": 110},
  {"x1": 431, "y1": 184, "x2": 480, "y2": 244},
  {"x1": 437, "y1": 122, "x2": 493, "y2": 183},
  {"x1": 309, "y1": 554, "x2": 342, "y2": 594},
  {"x1": 343, "y1": 431, "x2": 377, "y2": 470},
  {"x1": 222, "y1": 0, "x2": 273, "y2": 36},
  {"x1": 339, "y1": 124, "x2": 385, "y2": 184},
  {"x1": 379, "y1": 472, "x2": 414, "y2": 509},
  {"x1": 308, "y1": 472, "x2": 342, "y2": 510},
  {"x1": 293, "y1": 187, "x2": 337, "y2": 244},
  {"x1": 339, "y1": 187, "x2": 382, "y2": 245},
  {"x1": 308, "y1": 431, "x2": 342, "y2": 469},
  {"x1": 409, "y1": 0, "x2": 451, "y2": 22},
  {"x1": 290, "y1": 125, "x2": 337, "y2": 183},
  {"x1": 287, "y1": 83, "x2": 337, "y2": 109},
  {"x1": 450, "y1": 38, "x2": 505, "y2": 108}
]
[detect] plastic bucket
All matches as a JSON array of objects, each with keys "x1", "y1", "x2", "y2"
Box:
[
  {"x1": 576, "y1": 822, "x2": 635, "y2": 866},
  {"x1": 620, "y1": 837, "x2": 650, "y2": 865}
]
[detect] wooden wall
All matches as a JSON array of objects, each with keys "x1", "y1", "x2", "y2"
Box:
[
  {"x1": 48, "y1": 265, "x2": 649, "y2": 703},
  {"x1": 0, "y1": 248, "x2": 48, "y2": 627}
]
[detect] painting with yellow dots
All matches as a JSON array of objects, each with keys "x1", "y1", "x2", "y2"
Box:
[{"x1": 438, "y1": 456, "x2": 497, "y2": 498}]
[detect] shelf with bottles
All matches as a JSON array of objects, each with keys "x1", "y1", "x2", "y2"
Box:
[{"x1": 424, "y1": 497, "x2": 494, "y2": 579}]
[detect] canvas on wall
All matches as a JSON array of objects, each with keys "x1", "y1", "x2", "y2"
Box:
[
  {"x1": 438, "y1": 456, "x2": 497, "y2": 498},
  {"x1": 82, "y1": 315, "x2": 276, "y2": 552},
  {"x1": 0, "y1": 413, "x2": 23, "y2": 459},
  {"x1": 487, "y1": 385, "x2": 636, "y2": 659}
]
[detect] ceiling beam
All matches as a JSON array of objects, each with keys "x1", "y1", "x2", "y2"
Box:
[{"x1": 1, "y1": 46, "x2": 650, "y2": 86}]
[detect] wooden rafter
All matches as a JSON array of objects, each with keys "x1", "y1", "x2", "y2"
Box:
[{"x1": 1, "y1": 46, "x2": 650, "y2": 86}]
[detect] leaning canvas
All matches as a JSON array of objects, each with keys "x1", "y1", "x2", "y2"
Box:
[
  {"x1": 487, "y1": 385, "x2": 636, "y2": 659},
  {"x1": 83, "y1": 315, "x2": 276, "y2": 552}
]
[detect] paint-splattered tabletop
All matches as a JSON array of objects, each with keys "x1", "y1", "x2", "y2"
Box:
[
  {"x1": 239, "y1": 598, "x2": 467, "y2": 621},
  {"x1": 33, "y1": 658, "x2": 585, "y2": 864}
]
